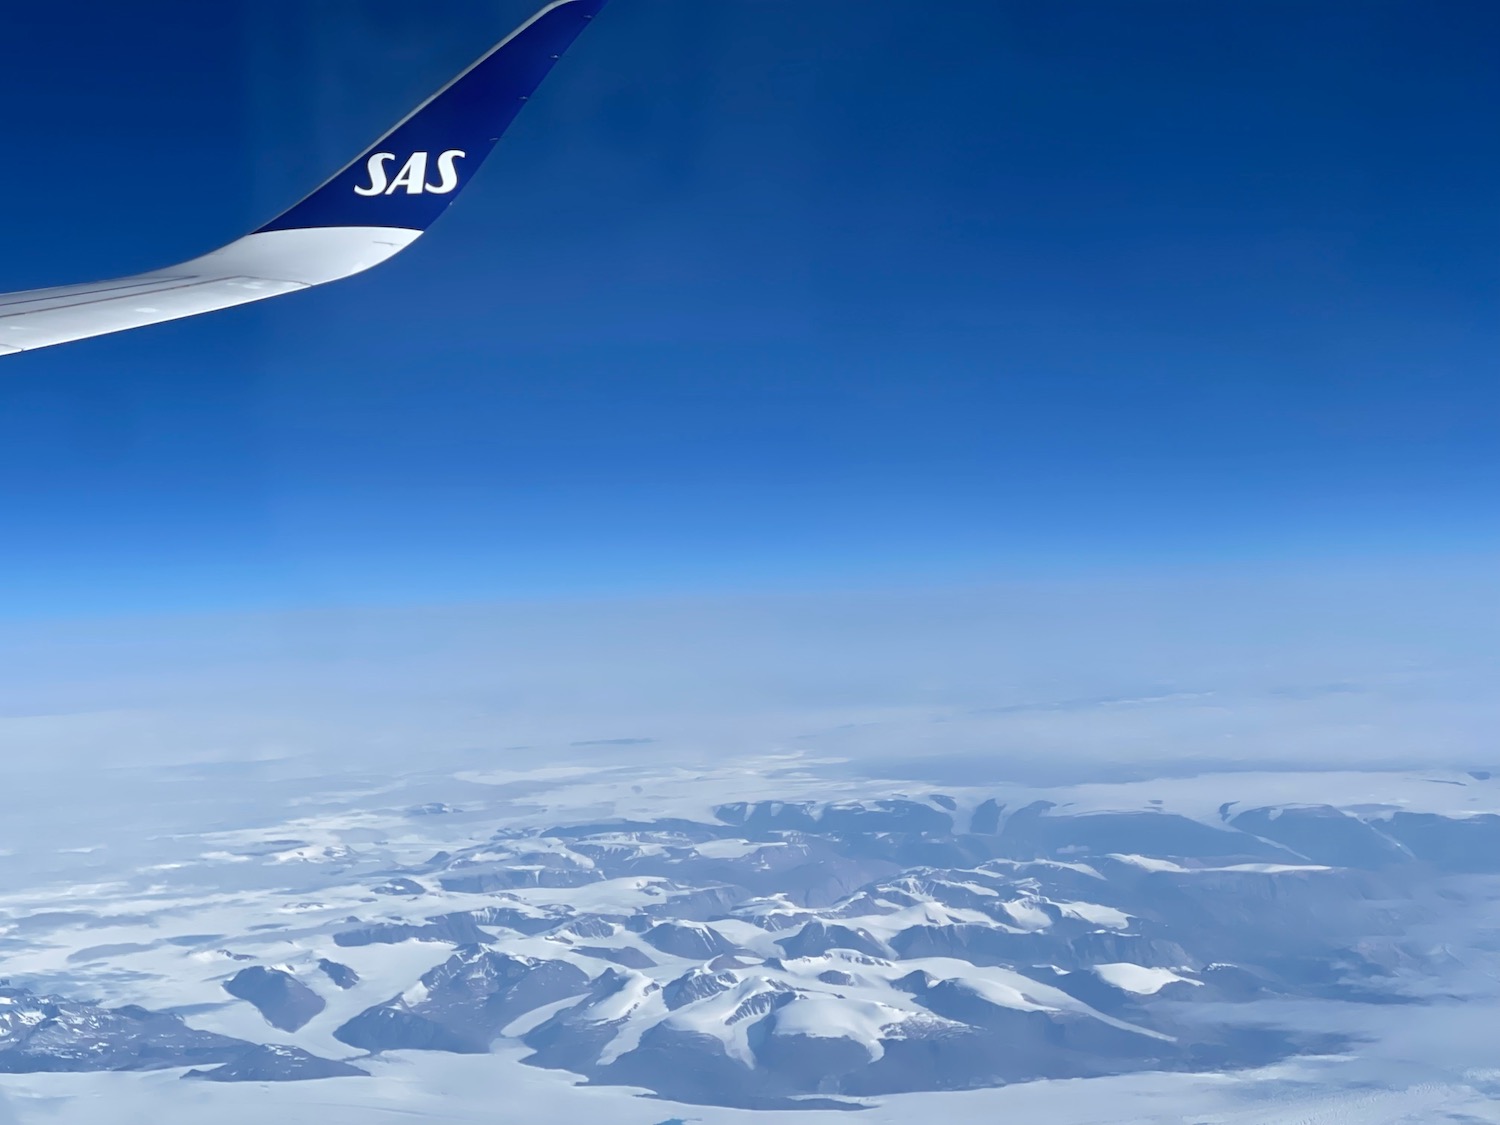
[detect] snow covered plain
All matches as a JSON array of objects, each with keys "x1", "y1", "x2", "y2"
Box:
[{"x1": 3, "y1": 754, "x2": 1500, "y2": 1122}]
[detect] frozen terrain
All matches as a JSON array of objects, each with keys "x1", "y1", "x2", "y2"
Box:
[{"x1": 2, "y1": 755, "x2": 1500, "y2": 1121}]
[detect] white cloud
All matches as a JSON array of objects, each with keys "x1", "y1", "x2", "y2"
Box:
[{"x1": 0, "y1": 556, "x2": 1495, "y2": 859}]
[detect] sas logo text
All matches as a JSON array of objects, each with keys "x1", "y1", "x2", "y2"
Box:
[{"x1": 354, "y1": 150, "x2": 466, "y2": 197}]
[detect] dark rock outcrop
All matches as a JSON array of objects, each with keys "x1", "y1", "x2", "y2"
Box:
[
  {"x1": 0, "y1": 985, "x2": 253, "y2": 1074},
  {"x1": 183, "y1": 1044, "x2": 366, "y2": 1082},
  {"x1": 318, "y1": 959, "x2": 360, "y2": 990},
  {"x1": 334, "y1": 948, "x2": 591, "y2": 1054},
  {"x1": 223, "y1": 967, "x2": 325, "y2": 1033}
]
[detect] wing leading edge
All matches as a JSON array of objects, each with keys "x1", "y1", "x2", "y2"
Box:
[{"x1": 0, "y1": 0, "x2": 607, "y2": 359}]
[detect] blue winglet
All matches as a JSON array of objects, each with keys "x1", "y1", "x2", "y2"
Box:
[{"x1": 258, "y1": 0, "x2": 607, "y2": 235}]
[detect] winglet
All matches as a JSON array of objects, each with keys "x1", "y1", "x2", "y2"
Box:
[
  {"x1": 258, "y1": 0, "x2": 608, "y2": 235},
  {"x1": 0, "y1": 0, "x2": 608, "y2": 359}
]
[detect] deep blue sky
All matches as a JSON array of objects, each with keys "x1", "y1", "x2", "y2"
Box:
[{"x1": 0, "y1": 0, "x2": 1496, "y2": 616}]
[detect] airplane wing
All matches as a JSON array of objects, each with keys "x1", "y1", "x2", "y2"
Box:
[{"x1": 0, "y1": 0, "x2": 607, "y2": 359}]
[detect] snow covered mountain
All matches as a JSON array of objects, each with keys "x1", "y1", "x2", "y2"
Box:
[
  {"x1": 0, "y1": 983, "x2": 252, "y2": 1073},
  {"x1": 1, "y1": 766, "x2": 1496, "y2": 1110}
]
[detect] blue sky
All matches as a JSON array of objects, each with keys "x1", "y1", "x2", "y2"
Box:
[{"x1": 0, "y1": 0, "x2": 1496, "y2": 616}]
